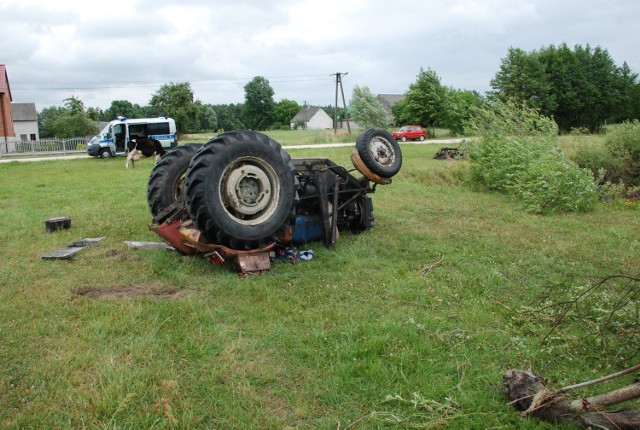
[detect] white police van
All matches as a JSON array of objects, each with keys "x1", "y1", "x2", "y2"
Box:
[{"x1": 87, "y1": 116, "x2": 177, "y2": 159}]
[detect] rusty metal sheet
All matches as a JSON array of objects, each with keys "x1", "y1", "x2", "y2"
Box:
[
  {"x1": 232, "y1": 252, "x2": 271, "y2": 273},
  {"x1": 42, "y1": 237, "x2": 105, "y2": 260},
  {"x1": 125, "y1": 241, "x2": 174, "y2": 250}
]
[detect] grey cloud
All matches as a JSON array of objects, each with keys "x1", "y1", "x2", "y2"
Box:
[{"x1": 2, "y1": 0, "x2": 639, "y2": 110}]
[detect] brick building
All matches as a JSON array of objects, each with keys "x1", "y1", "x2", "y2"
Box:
[{"x1": 0, "y1": 64, "x2": 15, "y2": 139}]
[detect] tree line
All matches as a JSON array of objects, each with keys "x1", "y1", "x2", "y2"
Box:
[
  {"x1": 38, "y1": 79, "x2": 307, "y2": 138},
  {"x1": 38, "y1": 43, "x2": 640, "y2": 138},
  {"x1": 388, "y1": 44, "x2": 640, "y2": 134},
  {"x1": 490, "y1": 43, "x2": 640, "y2": 131}
]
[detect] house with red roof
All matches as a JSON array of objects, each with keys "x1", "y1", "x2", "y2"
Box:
[{"x1": 0, "y1": 64, "x2": 15, "y2": 140}]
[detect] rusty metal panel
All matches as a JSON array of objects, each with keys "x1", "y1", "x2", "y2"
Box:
[
  {"x1": 232, "y1": 252, "x2": 271, "y2": 273},
  {"x1": 42, "y1": 237, "x2": 105, "y2": 260}
]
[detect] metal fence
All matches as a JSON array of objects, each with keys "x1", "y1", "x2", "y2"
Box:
[{"x1": 0, "y1": 137, "x2": 92, "y2": 157}]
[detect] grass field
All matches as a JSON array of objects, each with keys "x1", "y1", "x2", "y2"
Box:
[
  {"x1": 0, "y1": 141, "x2": 638, "y2": 429},
  {"x1": 179, "y1": 128, "x2": 452, "y2": 146}
]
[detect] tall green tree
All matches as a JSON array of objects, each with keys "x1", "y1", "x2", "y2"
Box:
[
  {"x1": 85, "y1": 107, "x2": 103, "y2": 122},
  {"x1": 149, "y1": 82, "x2": 200, "y2": 133},
  {"x1": 441, "y1": 89, "x2": 485, "y2": 135},
  {"x1": 199, "y1": 104, "x2": 218, "y2": 132},
  {"x1": 536, "y1": 44, "x2": 580, "y2": 130},
  {"x1": 38, "y1": 106, "x2": 65, "y2": 138},
  {"x1": 490, "y1": 44, "x2": 639, "y2": 131},
  {"x1": 349, "y1": 85, "x2": 388, "y2": 129},
  {"x1": 610, "y1": 62, "x2": 637, "y2": 123},
  {"x1": 274, "y1": 99, "x2": 301, "y2": 128},
  {"x1": 212, "y1": 104, "x2": 246, "y2": 131},
  {"x1": 104, "y1": 100, "x2": 144, "y2": 120},
  {"x1": 242, "y1": 76, "x2": 275, "y2": 130},
  {"x1": 393, "y1": 68, "x2": 448, "y2": 129},
  {"x1": 632, "y1": 83, "x2": 640, "y2": 120},
  {"x1": 38, "y1": 97, "x2": 99, "y2": 138},
  {"x1": 490, "y1": 47, "x2": 556, "y2": 115}
]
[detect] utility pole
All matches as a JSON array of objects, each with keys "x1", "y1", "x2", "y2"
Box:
[{"x1": 332, "y1": 72, "x2": 350, "y2": 134}]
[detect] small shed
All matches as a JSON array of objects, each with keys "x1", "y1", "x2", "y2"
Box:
[
  {"x1": 12, "y1": 102, "x2": 39, "y2": 141},
  {"x1": 290, "y1": 107, "x2": 333, "y2": 130}
]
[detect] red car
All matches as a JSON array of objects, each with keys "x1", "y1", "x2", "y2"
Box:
[{"x1": 392, "y1": 125, "x2": 427, "y2": 141}]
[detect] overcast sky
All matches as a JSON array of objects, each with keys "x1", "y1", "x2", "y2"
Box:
[{"x1": 2, "y1": 0, "x2": 639, "y2": 112}]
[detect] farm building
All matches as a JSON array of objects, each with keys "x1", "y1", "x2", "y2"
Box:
[
  {"x1": 290, "y1": 107, "x2": 333, "y2": 130},
  {"x1": 12, "y1": 103, "x2": 39, "y2": 141}
]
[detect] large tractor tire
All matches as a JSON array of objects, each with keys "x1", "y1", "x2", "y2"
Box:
[
  {"x1": 147, "y1": 144, "x2": 202, "y2": 220},
  {"x1": 184, "y1": 131, "x2": 298, "y2": 250},
  {"x1": 355, "y1": 128, "x2": 402, "y2": 178}
]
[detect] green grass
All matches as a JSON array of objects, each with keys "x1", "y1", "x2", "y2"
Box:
[
  {"x1": 558, "y1": 134, "x2": 606, "y2": 161},
  {"x1": 0, "y1": 144, "x2": 638, "y2": 429},
  {"x1": 180, "y1": 129, "x2": 359, "y2": 146},
  {"x1": 179, "y1": 128, "x2": 454, "y2": 147}
]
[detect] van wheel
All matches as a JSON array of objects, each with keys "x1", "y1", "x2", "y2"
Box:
[
  {"x1": 355, "y1": 128, "x2": 402, "y2": 178},
  {"x1": 99, "y1": 148, "x2": 112, "y2": 159},
  {"x1": 147, "y1": 144, "x2": 202, "y2": 219},
  {"x1": 184, "y1": 131, "x2": 298, "y2": 250}
]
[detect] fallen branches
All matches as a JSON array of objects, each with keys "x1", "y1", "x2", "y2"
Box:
[
  {"x1": 538, "y1": 274, "x2": 640, "y2": 346},
  {"x1": 419, "y1": 255, "x2": 444, "y2": 276},
  {"x1": 503, "y1": 366, "x2": 640, "y2": 429}
]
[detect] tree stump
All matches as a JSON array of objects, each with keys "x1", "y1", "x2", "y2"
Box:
[{"x1": 503, "y1": 369, "x2": 640, "y2": 429}]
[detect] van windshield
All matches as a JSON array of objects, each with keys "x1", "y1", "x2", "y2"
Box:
[{"x1": 100, "y1": 124, "x2": 111, "y2": 138}]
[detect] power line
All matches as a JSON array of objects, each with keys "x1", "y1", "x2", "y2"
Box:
[{"x1": 11, "y1": 74, "x2": 333, "y2": 92}]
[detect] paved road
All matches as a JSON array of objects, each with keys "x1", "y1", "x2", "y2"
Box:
[
  {"x1": 0, "y1": 138, "x2": 468, "y2": 164},
  {"x1": 0, "y1": 154, "x2": 90, "y2": 163}
]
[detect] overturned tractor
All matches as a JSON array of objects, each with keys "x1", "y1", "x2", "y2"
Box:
[{"x1": 146, "y1": 128, "x2": 402, "y2": 272}]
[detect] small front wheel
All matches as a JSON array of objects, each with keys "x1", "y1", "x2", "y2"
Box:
[
  {"x1": 355, "y1": 128, "x2": 402, "y2": 178},
  {"x1": 99, "y1": 148, "x2": 112, "y2": 159}
]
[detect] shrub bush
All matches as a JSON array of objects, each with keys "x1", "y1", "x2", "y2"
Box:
[
  {"x1": 512, "y1": 154, "x2": 598, "y2": 214},
  {"x1": 467, "y1": 100, "x2": 599, "y2": 214},
  {"x1": 571, "y1": 121, "x2": 640, "y2": 187},
  {"x1": 572, "y1": 139, "x2": 620, "y2": 180},
  {"x1": 603, "y1": 120, "x2": 640, "y2": 187}
]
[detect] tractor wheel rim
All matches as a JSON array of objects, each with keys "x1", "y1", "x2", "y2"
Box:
[
  {"x1": 219, "y1": 156, "x2": 280, "y2": 225},
  {"x1": 369, "y1": 136, "x2": 395, "y2": 166}
]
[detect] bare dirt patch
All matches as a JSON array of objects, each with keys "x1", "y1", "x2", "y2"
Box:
[
  {"x1": 102, "y1": 248, "x2": 143, "y2": 261},
  {"x1": 73, "y1": 283, "x2": 187, "y2": 300}
]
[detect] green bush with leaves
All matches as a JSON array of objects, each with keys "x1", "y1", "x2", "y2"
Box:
[
  {"x1": 603, "y1": 120, "x2": 640, "y2": 187},
  {"x1": 570, "y1": 121, "x2": 640, "y2": 204},
  {"x1": 512, "y1": 153, "x2": 599, "y2": 213},
  {"x1": 572, "y1": 139, "x2": 620, "y2": 180},
  {"x1": 467, "y1": 100, "x2": 598, "y2": 214}
]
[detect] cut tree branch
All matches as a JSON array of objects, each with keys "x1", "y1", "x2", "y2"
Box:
[{"x1": 503, "y1": 369, "x2": 640, "y2": 429}]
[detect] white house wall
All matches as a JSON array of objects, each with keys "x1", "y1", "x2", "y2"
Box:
[
  {"x1": 13, "y1": 120, "x2": 39, "y2": 140},
  {"x1": 307, "y1": 111, "x2": 333, "y2": 130}
]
